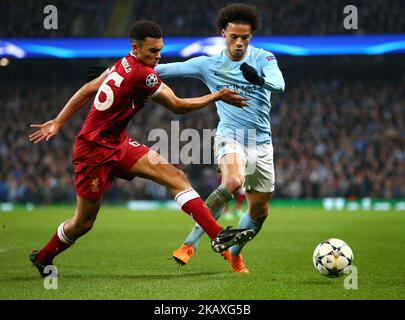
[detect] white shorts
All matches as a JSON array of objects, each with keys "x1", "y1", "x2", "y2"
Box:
[{"x1": 214, "y1": 136, "x2": 275, "y2": 193}]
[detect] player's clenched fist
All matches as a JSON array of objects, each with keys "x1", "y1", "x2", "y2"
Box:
[
  {"x1": 29, "y1": 120, "x2": 62, "y2": 144},
  {"x1": 218, "y1": 88, "x2": 250, "y2": 108},
  {"x1": 240, "y1": 62, "x2": 265, "y2": 86}
]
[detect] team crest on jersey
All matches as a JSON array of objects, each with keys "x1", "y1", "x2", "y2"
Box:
[
  {"x1": 90, "y1": 178, "x2": 99, "y2": 193},
  {"x1": 146, "y1": 73, "x2": 158, "y2": 87}
]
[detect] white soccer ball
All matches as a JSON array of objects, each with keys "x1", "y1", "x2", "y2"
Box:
[{"x1": 313, "y1": 238, "x2": 354, "y2": 277}]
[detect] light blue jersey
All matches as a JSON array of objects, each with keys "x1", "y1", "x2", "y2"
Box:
[{"x1": 155, "y1": 46, "x2": 285, "y2": 145}]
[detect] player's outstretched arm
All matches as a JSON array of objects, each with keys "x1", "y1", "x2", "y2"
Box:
[
  {"x1": 155, "y1": 56, "x2": 205, "y2": 80},
  {"x1": 29, "y1": 71, "x2": 107, "y2": 144},
  {"x1": 152, "y1": 84, "x2": 249, "y2": 114}
]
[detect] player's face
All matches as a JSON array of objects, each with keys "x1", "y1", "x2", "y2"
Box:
[
  {"x1": 132, "y1": 37, "x2": 163, "y2": 68},
  {"x1": 222, "y1": 23, "x2": 252, "y2": 61}
]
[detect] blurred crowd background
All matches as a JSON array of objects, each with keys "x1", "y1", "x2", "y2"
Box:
[
  {"x1": 1, "y1": 1, "x2": 404, "y2": 203},
  {"x1": 1, "y1": 57, "x2": 403, "y2": 203}
]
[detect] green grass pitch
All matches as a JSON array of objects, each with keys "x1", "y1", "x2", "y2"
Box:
[{"x1": 0, "y1": 205, "x2": 404, "y2": 300}]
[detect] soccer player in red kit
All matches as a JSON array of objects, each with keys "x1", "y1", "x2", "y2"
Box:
[{"x1": 28, "y1": 20, "x2": 256, "y2": 277}]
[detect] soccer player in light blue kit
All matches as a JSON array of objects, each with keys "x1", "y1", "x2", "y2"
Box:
[{"x1": 156, "y1": 4, "x2": 285, "y2": 272}]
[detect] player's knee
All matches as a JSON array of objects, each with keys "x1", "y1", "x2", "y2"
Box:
[
  {"x1": 71, "y1": 218, "x2": 95, "y2": 235},
  {"x1": 224, "y1": 176, "x2": 243, "y2": 194},
  {"x1": 250, "y1": 205, "x2": 269, "y2": 221},
  {"x1": 77, "y1": 219, "x2": 95, "y2": 235},
  {"x1": 172, "y1": 169, "x2": 190, "y2": 189}
]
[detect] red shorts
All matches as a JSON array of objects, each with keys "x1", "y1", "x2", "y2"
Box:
[{"x1": 72, "y1": 136, "x2": 150, "y2": 200}]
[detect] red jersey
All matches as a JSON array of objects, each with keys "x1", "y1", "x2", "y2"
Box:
[{"x1": 77, "y1": 52, "x2": 163, "y2": 148}]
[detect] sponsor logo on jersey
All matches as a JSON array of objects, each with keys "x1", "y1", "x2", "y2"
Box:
[
  {"x1": 266, "y1": 55, "x2": 275, "y2": 61},
  {"x1": 146, "y1": 74, "x2": 158, "y2": 87},
  {"x1": 217, "y1": 83, "x2": 259, "y2": 94}
]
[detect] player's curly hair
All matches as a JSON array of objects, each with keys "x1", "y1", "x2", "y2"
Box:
[
  {"x1": 129, "y1": 20, "x2": 163, "y2": 41},
  {"x1": 216, "y1": 3, "x2": 261, "y2": 32}
]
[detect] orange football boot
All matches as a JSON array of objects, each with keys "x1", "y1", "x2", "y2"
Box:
[
  {"x1": 221, "y1": 250, "x2": 249, "y2": 273},
  {"x1": 172, "y1": 244, "x2": 195, "y2": 266}
]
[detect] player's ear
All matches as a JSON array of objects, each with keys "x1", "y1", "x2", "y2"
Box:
[
  {"x1": 131, "y1": 41, "x2": 140, "y2": 55},
  {"x1": 221, "y1": 29, "x2": 226, "y2": 38}
]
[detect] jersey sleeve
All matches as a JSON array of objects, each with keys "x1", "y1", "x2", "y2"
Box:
[
  {"x1": 155, "y1": 56, "x2": 207, "y2": 80},
  {"x1": 135, "y1": 68, "x2": 164, "y2": 99},
  {"x1": 258, "y1": 51, "x2": 285, "y2": 93}
]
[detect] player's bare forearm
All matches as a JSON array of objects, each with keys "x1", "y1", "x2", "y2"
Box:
[
  {"x1": 171, "y1": 92, "x2": 221, "y2": 114},
  {"x1": 152, "y1": 84, "x2": 249, "y2": 114},
  {"x1": 174, "y1": 89, "x2": 249, "y2": 113},
  {"x1": 151, "y1": 84, "x2": 216, "y2": 114}
]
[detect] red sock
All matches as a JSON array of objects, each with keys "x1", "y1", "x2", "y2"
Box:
[
  {"x1": 36, "y1": 222, "x2": 73, "y2": 265},
  {"x1": 176, "y1": 189, "x2": 222, "y2": 239}
]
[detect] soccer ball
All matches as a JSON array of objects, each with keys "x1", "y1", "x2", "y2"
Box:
[{"x1": 313, "y1": 238, "x2": 354, "y2": 277}]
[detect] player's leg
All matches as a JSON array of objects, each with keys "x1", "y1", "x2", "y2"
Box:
[
  {"x1": 63, "y1": 196, "x2": 101, "y2": 241},
  {"x1": 30, "y1": 196, "x2": 101, "y2": 277},
  {"x1": 182, "y1": 137, "x2": 246, "y2": 245},
  {"x1": 182, "y1": 153, "x2": 245, "y2": 247},
  {"x1": 229, "y1": 190, "x2": 271, "y2": 256},
  {"x1": 30, "y1": 153, "x2": 109, "y2": 277},
  {"x1": 231, "y1": 142, "x2": 275, "y2": 257},
  {"x1": 222, "y1": 190, "x2": 271, "y2": 273},
  {"x1": 223, "y1": 143, "x2": 275, "y2": 272}
]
